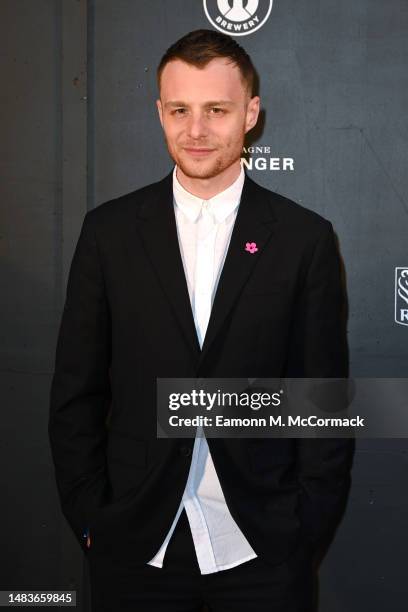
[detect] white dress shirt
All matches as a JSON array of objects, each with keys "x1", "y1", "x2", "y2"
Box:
[{"x1": 147, "y1": 162, "x2": 258, "y2": 574}]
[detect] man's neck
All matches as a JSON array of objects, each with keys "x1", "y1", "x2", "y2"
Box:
[{"x1": 176, "y1": 160, "x2": 242, "y2": 200}]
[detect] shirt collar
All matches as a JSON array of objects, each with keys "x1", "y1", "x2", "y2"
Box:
[{"x1": 172, "y1": 162, "x2": 245, "y2": 223}]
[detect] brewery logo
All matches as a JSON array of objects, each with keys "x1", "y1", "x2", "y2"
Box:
[
  {"x1": 395, "y1": 267, "x2": 408, "y2": 326},
  {"x1": 203, "y1": 0, "x2": 273, "y2": 36}
]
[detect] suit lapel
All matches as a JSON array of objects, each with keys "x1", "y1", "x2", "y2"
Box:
[
  {"x1": 129, "y1": 170, "x2": 202, "y2": 362},
  {"x1": 127, "y1": 168, "x2": 278, "y2": 368},
  {"x1": 199, "y1": 173, "x2": 277, "y2": 366}
]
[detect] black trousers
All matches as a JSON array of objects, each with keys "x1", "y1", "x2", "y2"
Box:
[{"x1": 87, "y1": 508, "x2": 315, "y2": 612}]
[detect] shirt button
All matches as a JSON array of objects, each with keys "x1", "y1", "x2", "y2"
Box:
[{"x1": 180, "y1": 445, "x2": 192, "y2": 457}]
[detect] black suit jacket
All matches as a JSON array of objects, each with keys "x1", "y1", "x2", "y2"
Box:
[{"x1": 48, "y1": 168, "x2": 353, "y2": 566}]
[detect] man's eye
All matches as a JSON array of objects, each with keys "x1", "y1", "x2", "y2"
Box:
[{"x1": 171, "y1": 108, "x2": 225, "y2": 116}]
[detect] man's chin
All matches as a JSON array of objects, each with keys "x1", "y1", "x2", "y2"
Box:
[{"x1": 177, "y1": 159, "x2": 222, "y2": 180}]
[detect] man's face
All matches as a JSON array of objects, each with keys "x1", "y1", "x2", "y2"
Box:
[{"x1": 156, "y1": 57, "x2": 260, "y2": 180}]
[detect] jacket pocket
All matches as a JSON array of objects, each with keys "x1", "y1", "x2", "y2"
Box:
[
  {"x1": 247, "y1": 439, "x2": 296, "y2": 471},
  {"x1": 242, "y1": 279, "x2": 290, "y2": 296},
  {"x1": 107, "y1": 430, "x2": 147, "y2": 467}
]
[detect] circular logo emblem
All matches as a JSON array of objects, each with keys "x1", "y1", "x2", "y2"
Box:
[{"x1": 203, "y1": 0, "x2": 273, "y2": 36}]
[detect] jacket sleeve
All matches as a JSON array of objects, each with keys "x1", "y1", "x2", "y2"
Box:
[
  {"x1": 285, "y1": 220, "x2": 354, "y2": 553},
  {"x1": 48, "y1": 211, "x2": 112, "y2": 553}
]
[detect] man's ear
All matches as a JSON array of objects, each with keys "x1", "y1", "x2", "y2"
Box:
[
  {"x1": 245, "y1": 95, "x2": 260, "y2": 134},
  {"x1": 156, "y1": 99, "x2": 164, "y2": 129}
]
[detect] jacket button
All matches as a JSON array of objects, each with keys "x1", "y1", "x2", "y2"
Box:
[{"x1": 180, "y1": 445, "x2": 192, "y2": 457}]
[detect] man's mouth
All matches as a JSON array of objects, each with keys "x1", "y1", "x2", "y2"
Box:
[{"x1": 183, "y1": 147, "x2": 215, "y2": 157}]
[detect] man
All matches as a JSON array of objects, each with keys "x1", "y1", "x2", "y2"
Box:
[{"x1": 49, "y1": 29, "x2": 353, "y2": 612}]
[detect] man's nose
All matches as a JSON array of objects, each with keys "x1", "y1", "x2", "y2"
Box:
[{"x1": 186, "y1": 113, "x2": 209, "y2": 139}]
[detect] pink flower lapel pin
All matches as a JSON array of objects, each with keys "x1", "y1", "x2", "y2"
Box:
[{"x1": 245, "y1": 241, "x2": 258, "y2": 254}]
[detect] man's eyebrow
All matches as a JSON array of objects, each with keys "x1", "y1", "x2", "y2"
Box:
[{"x1": 164, "y1": 100, "x2": 235, "y2": 108}]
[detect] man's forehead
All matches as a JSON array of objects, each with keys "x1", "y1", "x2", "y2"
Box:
[{"x1": 160, "y1": 59, "x2": 244, "y2": 101}]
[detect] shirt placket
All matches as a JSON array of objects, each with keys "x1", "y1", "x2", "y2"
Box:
[
  {"x1": 194, "y1": 201, "x2": 216, "y2": 347},
  {"x1": 182, "y1": 200, "x2": 219, "y2": 573}
]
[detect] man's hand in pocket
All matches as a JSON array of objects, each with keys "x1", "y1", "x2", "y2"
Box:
[{"x1": 83, "y1": 528, "x2": 91, "y2": 549}]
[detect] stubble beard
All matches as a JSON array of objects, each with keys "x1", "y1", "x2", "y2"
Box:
[
  {"x1": 177, "y1": 153, "x2": 224, "y2": 179},
  {"x1": 171, "y1": 141, "x2": 243, "y2": 180}
]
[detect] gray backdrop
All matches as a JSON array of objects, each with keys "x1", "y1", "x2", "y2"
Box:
[{"x1": 1, "y1": 1, "x2": 407, "y2": 610}]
